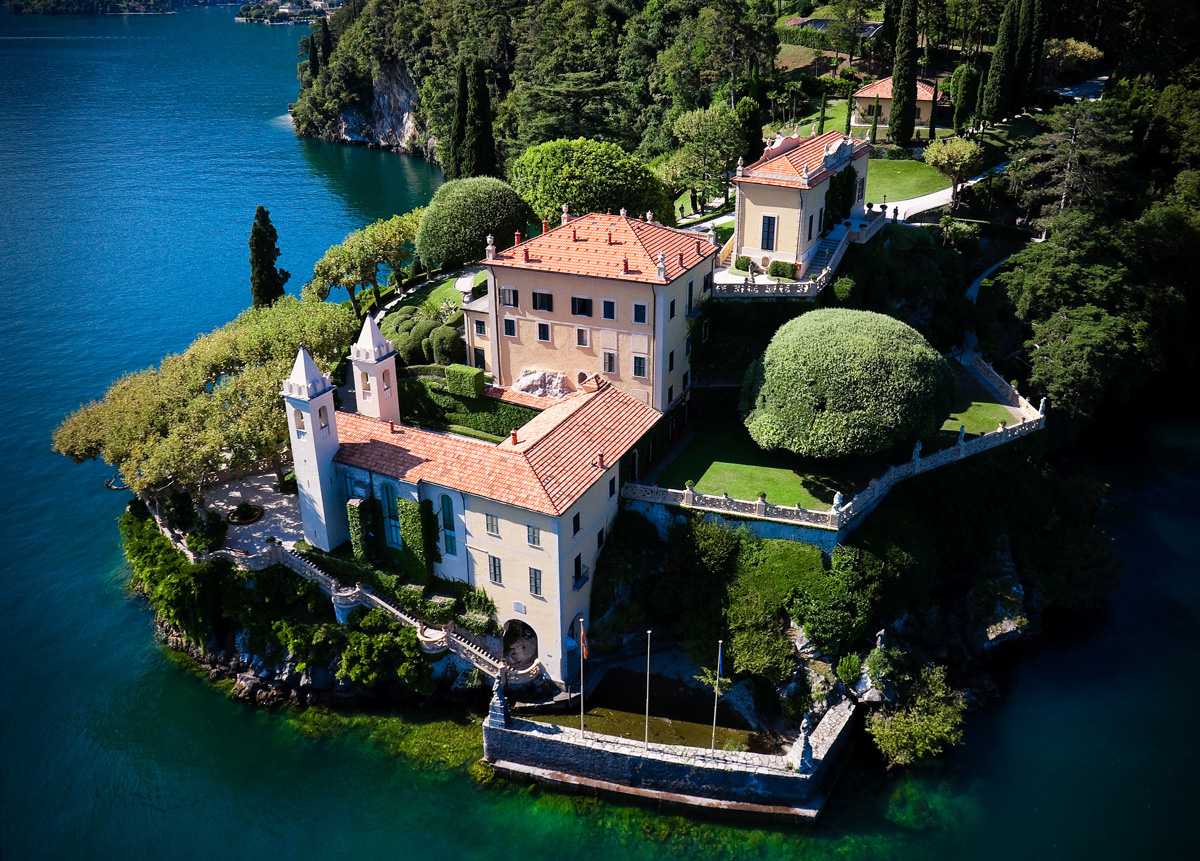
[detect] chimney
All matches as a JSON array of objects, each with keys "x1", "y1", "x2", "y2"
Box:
[
  {"x1": 622, "y1": 256, "x2": 629, "y2": 274},
  {"x1": 695, "y1": 238, "x2": 702, "y2": 256},
  {"x1": 389, "y1": 420, "x2": 395, "y2": 433},
  {"x1": 510, "y1": 429, "x2": 518, "y2": 444},
  {"x1": 656, "y1": 252, "x2": 666, "y2": 280},
  {"x1": 486, "y1": 234, "x2": 496, "y2": 260},
  {"x1": 514, "y1": 230, "x2": 521, "y2": 246},
  {"x1": 522, "y1": 247, "x2": 529, "y2": 262},
  {"x1": 607, "y1": 230, "x2": 612, "y2": 245},
  {"x1": 541, "y1": 219, "x2": 549, "y2": 235},
  {"x1": 561, "y1": 203, "x2": 570, "y2": 225},
  {"x1": 678, "y1": 251, "x2": 685, "y2": 268},
  {"x1": 598, "y1": 451, "x2": 605, "y2": 469},
  {"x1": 572, "y1": 226, "x2": 578, "y2": 241}
]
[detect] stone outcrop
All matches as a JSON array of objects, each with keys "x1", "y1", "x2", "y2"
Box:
[{"x1": 321, "y1": 63, "x2": 426, "y2": 156}]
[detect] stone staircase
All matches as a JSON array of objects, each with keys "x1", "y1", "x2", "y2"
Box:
[{"x1": 804, "y1": 235, "x2": 843, "y2": 275}]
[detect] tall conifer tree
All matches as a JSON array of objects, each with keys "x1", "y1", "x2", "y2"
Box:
[
  {"x1": 319, "y1": 18, "x2": 332, "y2": 64},
  {"x1": 818, "y1": 91, "x2": 827, "y2": 134},
  {"x1": 1014, "y1": 0, "x2": 1034, "y2": 111},
  {"x1": 881, "y1": 0, "x2": 900, "y2": 50},
  {"x1": 1027, "y1": 0, "x2": 1047, "y2": 100},
  {"x1": 307, "y1": 38, "x2": 320, "y2": 84},
  {"x1": 248, "y1": 206, "x2": 289, "y2": 309},
  {"x1": 443, "y1": 62, "x2": 469, "y2": 179},
  {"x1": 982, "y1": 0, "x2": 1018, "y2": 124},
  {"x1": 889, "y1": 0, "x2": 918, "y2": 146},
  {"x1": 462, "y1": 61, "x2": 497, "y2": 178}
]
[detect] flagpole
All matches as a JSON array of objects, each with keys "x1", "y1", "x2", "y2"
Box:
[
  {"x1": 579, "y1": 619, "x2": 586, "y2": 734},
  {"x1": 644, "y1": 629, "x2": 652, "y2": 749},
  {"x1": 711, "y1": 639, "x2": 722, "y2": 753}
]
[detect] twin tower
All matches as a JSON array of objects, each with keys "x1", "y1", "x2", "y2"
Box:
[{"x1": 281, "y1": 317, "x2": 400, "y2": 551}]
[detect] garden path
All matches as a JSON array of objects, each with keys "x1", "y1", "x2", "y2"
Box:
[
  {"x1": 204, "y1": 472, "x2": 303, "y2": 555},
  {"x1": 891, "y1": 162, "x2": 1009, "y2": 221}
]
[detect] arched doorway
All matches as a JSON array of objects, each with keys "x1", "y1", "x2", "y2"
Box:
[{"x1": 502, "y1": 620, "x2": 539, "y2": 671}]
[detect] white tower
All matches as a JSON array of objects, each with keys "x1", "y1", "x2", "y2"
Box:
[
  {"x1": 282, "y1": 348, "x2": 349, "y2": 551},
  {"x1": 349, "y1": 316, "x2": 401, "y2": 424}
]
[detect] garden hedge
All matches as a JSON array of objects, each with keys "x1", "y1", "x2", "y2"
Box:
[
  {"x1": 740, "y1": 308, "x2": 954, "y2": 458},
  {"x1": 445, "y1": 363, "x2": 484, "y2": 398}
]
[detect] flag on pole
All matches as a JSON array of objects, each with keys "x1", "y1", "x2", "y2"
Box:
[{"x1": 580, "y1": 620, "x2": 589, "y2": 660}]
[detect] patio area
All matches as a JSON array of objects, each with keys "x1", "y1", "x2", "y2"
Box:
[{"x1": 202, "y1": 471, "x2": 303, "y2": 556}]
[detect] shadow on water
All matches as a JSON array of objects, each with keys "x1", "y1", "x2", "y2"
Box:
[{"x1": 298, "y1": 137, "x2": 443, "y2": 223}]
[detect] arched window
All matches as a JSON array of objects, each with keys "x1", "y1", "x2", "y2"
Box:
[
  {"x1": 440, "y1": 494, "x2": 457, "y2": 556},
  {"x1": 318, "y1": 405, "x2": 329, "y2": 429},
  {"x1": 360, "y1": 370, "x2": 372, "y2": 399},
  {"x1": 382, "y1": 484, "x2": 400, "y2": 546},
  {"x1": 382, "y1": 369, "x2": 392, "y2": 393},
  {"x1": 294, "y1": 408, "x2": 305, "y2": 432}
]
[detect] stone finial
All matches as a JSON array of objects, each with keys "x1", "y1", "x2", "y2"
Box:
[
  {"x1": 619, "y1": 207, "x2": 627, "y2": 217},
  {"x1": 912, "y1": 440, "x2": 922, "y2": 461},
  {"x1": 705, "y1": 224, "x2": 716, "y2": 247},
  {"x1": 736, "y1": 156, "x2": 744, "y2": 177},
  {"x1": 561, "y1": 203, "x2": 570, "y2": 225},
  {"x1": 646, "y1": 210, "x2": 654, "y2": 223},
  {"x1": 656, "y1": 251, "x2": 666, "y2": 280},
  {"x1": 957, "y1": 424, "x2": 966, "y2": 445},
  {"x1": 832, "y1": 491, "x2": 843, "y2": 510},
  {"x1": 485, "y1": 234, "x2": 495, "y2": 260}
]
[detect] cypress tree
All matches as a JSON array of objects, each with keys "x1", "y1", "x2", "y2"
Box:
[
  {"x1": 248, "y1": 206, "x2": 290, "y2": 309},
  {"x1": 870, "y1": 94, "x2": 880, "y2": 143},
  {"x1": 1014, "y1": 0, "x2": 1034, "y2": 112},
  {"x1": 319, "y1": 18, "x2": 332, "y2": 64},
  {"x1": 844, "y1": 82, "x2": 853, "y2": 136},
  {"x1": 881, "y1": 0, "x2": 900, "y2": 50},
  {"x1": 462, "y1": 61, "x2": 497, "y2": 178},
  {"x1": 307, "y1": 37, "x2": 320, "y2": 84},
  {"x1": 954, "y1": 66, "x2": 980, "y2": 133},
  {"x1": 981, "y1": 0, "x2": 1018, "y2": 125},
  {"x1": 818, "y1": 91, "x2": 827, "y2": 135},
  {"x1": 443, "y1": 61, "x2": 469, "y2": 179},
  {"x1": 889, "y1": 0, "x2": 918, "y2": 147},
  {"x1": 1027, "y1": 0, "x2": 1047, "y2": 101}
]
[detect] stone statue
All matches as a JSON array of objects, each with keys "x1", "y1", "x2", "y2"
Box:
[
  {"x1": 875, "y1": 629, "x2": 886, "y2": 649},
  {"x1": 912, "y1": 440, "x2": 922, "y2": 461},
  {"x1": 957, "y1": 424, "x2": 966, "y2": 445},
  {"x1": 832, "y1": 491, "x2": 843, "y2": 509},
  {"x1": 1038, "y1": 397, "x2": 1046, "y2": 415}
]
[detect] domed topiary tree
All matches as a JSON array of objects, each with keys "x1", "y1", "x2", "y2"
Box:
[
  {"x1": 415, "y1": 177, "x2": 533, "y2": 269},
  {"x1": 740, "y1": 309, "x2": 954, "y2": 459},
  {"x1": 509, "y1": 138, "x2": 676, "y2": 226}
]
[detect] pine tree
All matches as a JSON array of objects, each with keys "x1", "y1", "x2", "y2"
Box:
[
  {"x1": 888, "y1": 0, "x2": 918, "y2": 146},
  {"x1": 1014, "y1": 0, "x2": 1034, "y2": 112},
  {"x1": 981, "y1": 0, "x2": 1018, "y2": 125},
  {"x1": 443, "y1": 61, "x2": 469, "y2": 179},
  {"x1": 248, "y1": 206, "x2": 289, "y2": 309},
  {"x1": 319, "y1": 18, "x2": 332, "y2": 64},
  {"x1": 461, "y1": 61, "x2": 497, "y2": 178}
]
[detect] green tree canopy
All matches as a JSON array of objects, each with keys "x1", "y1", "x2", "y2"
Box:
[
  {"x1": 673, "y1": 103, "x2": 746, "y2": 208},
  {"x1": 307, "y1": 210, "x2": 423, "y2": 316},
  {"x1": 867, "y1": 664, "x2": 965, "y2": 766},
  {"x1": 248, "y1": 205, "x2": 290, "y2": 308},
  {"x1": 414, "y1": 176, "x2": 532, "y2": 268},
  {"x1": 52, "y1": 296, "x2": 358, "y2": 496},
  {"x1": 509, "y1": 137, "x2": 675, "y2": 225},
  {"x1": 740, "y1": 309, "x2": 954, "y2": 459},
  {"x1": 922, "y1": 137, "x2": 985, "y2": 208},
  {"x1": 981, "y1": 0, "x2": 1018, "y2": 124}
]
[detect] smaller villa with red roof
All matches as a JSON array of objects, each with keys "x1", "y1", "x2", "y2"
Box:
[
  {"x1": 284, "y1": 317, "x2": 660, "y2": 686},
  {"x1": 851, "y1": 75, "x2": 947, "y2": 129},
  {"x1": 464, "y1": 209, "x2": 719, "y2": 414}
]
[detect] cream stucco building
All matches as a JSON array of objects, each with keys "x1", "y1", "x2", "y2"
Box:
[
  {"x1": 464, "y1": 211, "x2": 718, "y2": 413},
  {"x1": 286, "y1": 319, "x2": 660, "y2": 686},
  {"x1": 731, "y1": 130, "x2": 871, "y2": 279},
  {"x1": 851, "y1": 76, "x2": 945, "y2": 128}
]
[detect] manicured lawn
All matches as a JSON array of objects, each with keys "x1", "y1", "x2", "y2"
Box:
[
  {"x1": 715, "y1": 222, "x2": 734, "y2": 246},
  {"x1": 864, "y1": 159, "x2": 950, "y2": 203},
  {"x1": 941, "y1": 365, "x2": 1017, "y2": 438},
  {"x1": 398, "y1": 274, "x2": 462, "y2": 310},
  {"x1": 656, "y1": 417, "x2": 870, "y2": 509}
]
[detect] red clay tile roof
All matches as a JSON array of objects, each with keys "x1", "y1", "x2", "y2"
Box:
[
  {"x1": 334, "y1": 379, "x2": 660, "y2": 515},
  {"x1": 734, "y1": 130, "x2": 870, "y2": 190},
  {"x1": 488, "y1": 213, "x2": 718, "y2": 284},
  {"x1": 482, "y1": 386, "x2": 560, "y2": 411},
  {"x1": 853, "y1": 76, "x2": 944, "y2": 103}
]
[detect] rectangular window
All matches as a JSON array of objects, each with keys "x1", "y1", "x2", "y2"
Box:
[
  {"x1": 574, "y1": 553, "x2": 583, "y2": 586},
  {"x1": 807, "y1": 214, "x2": 814, "y2": 242},
  {"x1": 761, "y1": 215, "x2": 777, "y2": 252},
  {"x1": 633, "y1": 303, "x2": 647, "y2": 324},
  {"x1": 857, "y1": 177, "x2": 866, "y2": 202},
  {"x1": 571, "y1": 297, "x2": 593, "y2": 317},
  {"x1": 473, "y1": 347, "x2": 485, "y2": 369},
  {"x1": 683, "y1": 370, "x2": 690, "y2": 390},
  {"x1": 529, "y1": 567, "x2": 542, "y2": 596},
  {"x1": 441, "y1": 495, "x2": 457, "y2": 556},
  {"x1": 527, "y1": 525, "x2": 540, "y2": 547},
  {"x1": 486, "y1": 513, "x2": 500, "y2": 536},
  {"x1": 602, "y1": 351, "x2": 616, "y2": 374},
  {"x1": 668, "y1": 350, "x2": 675, "y2": 372},
  {"x1": 474, "y1": 319, "x2": 486, "y2": 336},
  {"x1": 537, "y1": 322, "x2": 551, "y2": 342},
  {"x1": 685, "y1": 334, "x2": 692, "y2": 358},
  {"x1": 609, "y1": 476, "x2": 616, "y2": 497},
  {"x1": 687, "y1": 280, "x2": 694, "y2": 314},
  {"x1": 667, "y1": 384, "x2": 674, "y2": 403},
  {"x1": 572, "y1": 512, "x2": 580, "y2": 535},
  {"x1": 576, "y1": 328, "x2": 589, "y2": 348},
  {"x1": 532, "y1": 291, "x2": 553, "y2": 312},
  {"x1": 500, "y1": 287, "x2": 518, "y2": 307},
  {"x1": 386, "y1": 518, "x2": 402, "y2": 546},
  {"x1": 503, "y1": 318, "x2": 516, "y2": 337},
  {"x1": 633, "y1": 356, "x2": 647, "y2": 378},
  {"x1": 669, "y1": 299, "x2": 676, "y2": 319},
  {"x1": 602, "y1": 299, "x2": 616, "y2": 320},
  {"x1": 703, "y1": 272, "x2": 712, "y2": 294},
  {"x1": 597, "y1": 528, "x2": 605, "y2": 550},
  {"x1": 488, "y1": 555, "x2": 502, "y2": 585}
]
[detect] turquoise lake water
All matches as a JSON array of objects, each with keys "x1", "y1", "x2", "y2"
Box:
[{"x1": 2, "y1": 8, "x2": 1198, "y2": 858}]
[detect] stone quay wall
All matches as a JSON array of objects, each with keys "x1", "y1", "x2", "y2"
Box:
[{"x1": 483, "y1": 687, "x2": 857, "y2": 812}]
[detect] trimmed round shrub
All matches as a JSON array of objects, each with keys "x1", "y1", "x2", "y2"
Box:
[
  {"x1": 734, "y1": 255, "x2": 752, "y2": 272},
  {"x1": 415, "y1": 177, "x2": 533, "y2": 268},
  {"x1": 509, "y1": 138, "x2": 676, "y2": 226},
  {"x1": 740, "y1": 309, "x2": 954, "y2": 458},
  {"x1": 430, "y1": 325, "x2": 465, "y2": 365},
  {"x1": 397, "y1": 319, "x2": 439, "y2": 365},
  {"x1": 767, "y1": 259, "x2": 797, "y2": 279}
]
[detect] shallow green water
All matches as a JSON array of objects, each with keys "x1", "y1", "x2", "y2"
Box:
[{"x1": 2, "y1": 9, "x2": 1198, "y2": 858}]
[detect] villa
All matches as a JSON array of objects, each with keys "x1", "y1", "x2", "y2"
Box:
[
  {"x1": 464, "y1": 210, "x2": 718, "y2": 413},
  {"x1": 284, "y1": 318, "x2": 660, "y2": 686},
  {"x1": 851, "y1": 76, "x2": 947, "y2": 128}
]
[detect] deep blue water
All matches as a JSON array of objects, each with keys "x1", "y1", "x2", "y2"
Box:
[{"x1": 2, "y1": 8, "x2": 1198, "y2": 859}]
